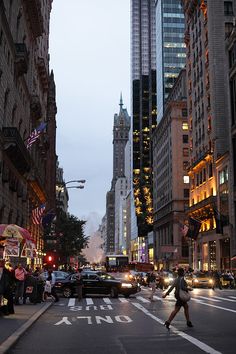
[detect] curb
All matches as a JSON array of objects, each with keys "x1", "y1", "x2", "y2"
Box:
[{"x1": 0, "y1": 302, "x2": 53, "y2": 354}]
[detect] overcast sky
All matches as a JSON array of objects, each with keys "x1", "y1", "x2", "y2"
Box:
[{"x1": 49, "y1": 0, "x2": 130, "y2": 233}]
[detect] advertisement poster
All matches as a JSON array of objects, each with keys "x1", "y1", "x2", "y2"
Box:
[
  {"x1": 4, "y1": 238, "x2": 20, "y2": 257},
  {"x1": 21, "y1": 240, "x2": 36, "y2": 258}
]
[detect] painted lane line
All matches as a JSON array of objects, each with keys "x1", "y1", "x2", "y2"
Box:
[
  {"x1": 191, "y1": 298, "x2": 236, "y2": 313},
  {"x1": 136, "y1": 296, "x2": 151, "y2": 303},
  {"x1": 153, "y1": 296, "x2": 163, "y2": 301},
  {"x1": 68, "y1": 298, "x2": 75, "y2": 307},
  {"x1": 193, "y1": 296, "x2": 221, "y2": 302},
  {"x1": 229, "y1": 296, "x2": 236, "y2": 299},
  {"x1": 212, "y1": 296, "x2": 236, "y2": 302},
  {"x1": 119, "y1": 298, "x2": 129, "y2": 303},
  {"x1": 86, "y1": 298, "x2": 94, "y2": 305},
  {"x1": 132, "y1": 302, "x2": 222, "y2": 354},
  {"x1": 103, "y1": 298, "x2": 112, "y2": 304}
]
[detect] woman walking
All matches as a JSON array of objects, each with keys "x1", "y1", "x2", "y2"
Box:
[{"x1": 162, "y1": 267, "x2": 193, "y2": 329}]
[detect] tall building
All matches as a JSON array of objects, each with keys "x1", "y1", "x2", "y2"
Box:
[
  {"x1": 227, "y1": 21, "x2": 236, "y2": 266},
  {"x1": 182, "y1": 0, "x2": 235, "y2": 270},
  {"x1": 131, "y1": 0, "x2": 157, "y2": 254},
  {"x1": 105, "y1": 98, "x2": 130, "y2": 254},
  {"x1": 153, "y1": 69, "x2": 189, "y2": 270},
  {"x1": 0, "y1": 0, "x2": 56, "y2": 266},
  {"x1": 155, "y1": 0, "x2": 186, "y2": 123}
]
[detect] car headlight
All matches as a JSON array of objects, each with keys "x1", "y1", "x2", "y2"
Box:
[
  {"x1": 164, "y1": 278, "x2": 169, "y2": 283},
  {"x1": 209, "y1": 279, "x2": 213, "y2": 284},
  {"x1": 121, "y1": 283, "x2": 133, "y2": 288},
  {"x1": 193, "y1": 279, "x2": 199, "y2": 283}
]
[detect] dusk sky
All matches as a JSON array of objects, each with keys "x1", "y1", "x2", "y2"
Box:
[{"x1": 49, "y1": 0, "x2": 130, "y2": 233}]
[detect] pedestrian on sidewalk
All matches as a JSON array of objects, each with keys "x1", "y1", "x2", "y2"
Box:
[
  {"x1": 14, "y1": 264, "x2": 27, "y2": 305},
  {"x1": 0, "y1": 259, "x2": 14, "y2": 315},
  {"x1": 162, "y1": 267, "x2": 193, "y2": 329},
  {"x1": 75, "y1": 269, "x2": 83, "y2": 301},
  {"x1": 147, "y1": 270, "x2": 156, "y2": 301},
  {"x1": 47, "y1": 270, "x2": 59, "y2": 302}
]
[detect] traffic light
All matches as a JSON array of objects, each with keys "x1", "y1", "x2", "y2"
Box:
[{"x1": 48, "y1": 256, "x2": 52, "y2": 262}]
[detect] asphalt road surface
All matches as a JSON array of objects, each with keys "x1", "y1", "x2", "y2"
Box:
[{"x1": 9, "y1": 287, "x2": 236, "y2": 354}]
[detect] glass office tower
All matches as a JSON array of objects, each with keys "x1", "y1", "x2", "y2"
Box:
[
  {"x1": 156, "y1": 0, "x2": 186, "y2": 123},
  {"x1": 131, "y1": 0, "x2": 157, "y2": 238}
]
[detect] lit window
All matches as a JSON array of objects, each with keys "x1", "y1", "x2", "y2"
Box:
[
  {"x1": 183, "y1": 176, "x2": 190, "y2": 183},
  {"x1": 182, "y1": 122, "x2": 188, "y2": 130}
]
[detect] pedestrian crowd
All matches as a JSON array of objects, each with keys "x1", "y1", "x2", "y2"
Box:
[{"x1": 0, "y1": 259, "x2": 59, "y2": 317}]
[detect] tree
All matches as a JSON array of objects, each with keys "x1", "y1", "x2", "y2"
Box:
[{"x1": 55, "y1": 212, "x2": 88, "y2": 265}]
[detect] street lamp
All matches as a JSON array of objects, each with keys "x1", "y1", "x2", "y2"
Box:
[{"x1": 65, "y1": 180, "x2": 86, "y2": 185}]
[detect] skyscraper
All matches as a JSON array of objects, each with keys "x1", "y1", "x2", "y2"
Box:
[
  {"x1": 131, "y1": 0, "x2": 157, "y2": 245},
  {"x1": 155, "y1": 0, "x2": 186, "y2": 123},
  {"x1": 106, "y1": 97, "x2": 130, "y2": 254}
]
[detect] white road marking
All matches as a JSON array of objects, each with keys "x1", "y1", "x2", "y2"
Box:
[
  {"x1": 153, "y1": 295, "x2": 163, "y2": 301},
  {"x1": 68, "y1": 298, "x2": 75, "y2": 307},
  {"x1": 103, "y1": 298, "x2": 112, "y2": 304},
  {"x1": 132, "y1": 302, "x2": 222, "y2": 354},
  {"x1": 212, "y1": 296, "x2": 236, "y2": 302},
  {"x1": 86, "y1": 298, "x2": 94, "y2": 305},
  {"x1": 191, "y1": 298, "x2": 236, "y2": 313},
  {"x1": 229, "y1": 296, "x2": 236, "y2": 299},
  {"x1": 193, "y1": 296, "x2": 221, "y2": 302},
  {"x1": 136, "y1": 296, "x2": 151, "y2": 303},
  {"x1": 119, "y1": 298, "x2": 129, "y2": 303}
]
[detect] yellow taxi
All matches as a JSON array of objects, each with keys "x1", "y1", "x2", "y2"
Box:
[{"x1": 190, "y1": 272, "x2": 215, "y2": 289}]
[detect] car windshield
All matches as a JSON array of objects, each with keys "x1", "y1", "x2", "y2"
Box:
[
  {"x1": 98, "y1": 273, "x2": 115, "y2": 280},
  {"x1": 195, "y1": 273, "x2": 211, "y2": 278}
]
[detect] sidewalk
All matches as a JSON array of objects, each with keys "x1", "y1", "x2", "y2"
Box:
[{"x1": 0, "y1": 300, "x2": 53, "y2": 354}]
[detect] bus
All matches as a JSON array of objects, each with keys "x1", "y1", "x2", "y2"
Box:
[
  {"x1": 128, "y1": 261, "x2": 154, "y2": 273},
  {"x1": 105, "y1": 255, "x2": 129, "y2": 272}
]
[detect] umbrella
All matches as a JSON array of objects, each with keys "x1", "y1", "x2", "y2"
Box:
[
  {"x1": 231, "y1": 255, "x2": 236, "y2": 261},
  {"x1": 0, "y1": 224, "x2": 31, "y2": 241}
]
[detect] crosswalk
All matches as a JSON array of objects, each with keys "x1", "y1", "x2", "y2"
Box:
[{"x1": 63, "y1": 292, "x2": 236, "y2": 307}]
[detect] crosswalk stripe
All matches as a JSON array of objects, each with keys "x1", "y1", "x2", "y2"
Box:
[
  {"x1": 212, "y1": 296, "x2": 236, "y2": 302},
  {"x1": 136, "y1": 296, "x2": 150, "y2": 303},
  {"x1": 103, "y1": 298, "x2": 112, "y2": 304},
  {"x1": 193, "y1": 296, "x2": 221, "y2": 302},
  {"x1": 68, "y1": 298, "x2": 75, "y2": 307},
  {"x1": 119, "y1": 298, "x2": 129, "y2": 303},
  {"x1": 86, "y1": 298, "x2": 94, "y2": 305},
  {"x1": 229, "y1": 296, "x2": 236, "y2": 299},
  {"x1": 153, "y1": 295, "x2": 162, "y2": 301}
]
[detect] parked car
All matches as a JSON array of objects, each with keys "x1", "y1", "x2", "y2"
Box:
[
  {"x1": 190, "y1": 272, "x2": 215, "y2": 289},
  {"x1": 55, "y1": 271, "x2": 141, "y2": 298}
]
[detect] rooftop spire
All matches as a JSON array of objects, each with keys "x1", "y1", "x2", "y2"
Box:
[{"x1": 119, "y1": 92, "x2": 123, "y2": 110}]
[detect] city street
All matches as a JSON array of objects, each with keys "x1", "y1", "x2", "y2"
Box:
[{"x1": 9, "y1": 287, "x2": 236, "y2": 354}]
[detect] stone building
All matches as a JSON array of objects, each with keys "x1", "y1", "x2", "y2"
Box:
[
  {"x1": 0, "y1": 0, "x2": 56, "y2": 267},
  {"x1": 105, "y1": 97, "x2": 130, "y2": 255},
  {"x1": 182, "y1": 0, "x2": 235, "y2": 270},
  {"x1": 153, "y1": 69, "x2": 189, "y2": 270}
]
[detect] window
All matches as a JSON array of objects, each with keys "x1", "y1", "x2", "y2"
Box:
[
  {"x1": 182, "y1": 122, "x2": 188, "y2": 130},
  {"x1": 183, "y1": 161, "x2": 188, "y2": 170},
  {"x1": 209, "y1": 163, "x2": 213, "y2": 178},
  {"x1": 183, "y1": 148, "x2": 189, "y2": 157},
  {"x1": 225, "y1": 22, "x2": 233, "y2": 38},
  {"x1": 219, "y1": 167, "x2": 228, "y2": 184},
  {"x1": 224, "y1": 1, "x2": 234, "y2": 15},
  {"x1": 183, "y1": 175, "x2": 189, "y2": 183},
  {"x1": 182, "y1": 108, "x2": 188, "y2": 117},
  {"x1": 184, "y1": 189, "x2": 189, "y2": 198},
  {"x1": 183, "y1": 135, "x2": 188, "y2": 143}
]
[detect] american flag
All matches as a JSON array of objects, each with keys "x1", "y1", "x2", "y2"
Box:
[
  {"x1": 26, "y1": 122, "x2": 47, "y2": 149},
  {"x1": 32, "y1": 204, "x2": 46, "y2": 225}
]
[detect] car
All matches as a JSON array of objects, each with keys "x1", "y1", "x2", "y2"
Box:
[
  {"x1": 190, "y1": 272, "x2": 215, "y2": 289},
  {"x1": 220, "y1": 274, "x2": 235, "y2": 288},
  {"x1": 54, "y1": 271, "x2": 141, "y2": 298},
  {"x1": 40, "y1": 270, "x2": 69, "y2": 281}
]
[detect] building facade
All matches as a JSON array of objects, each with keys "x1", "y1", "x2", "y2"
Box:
[
  {"x1": 131, "y1": 0, "x2": 157, "y2": 254},
  {"x1": 0, "y1": 0, "x2": 56, "y2": 266},
  {"x1": 155, "y1": 0, "x2": 186, "y2": 123},
  {"x1": 153, "y1": 69, "x2": 189, "y2": 270},
  {"x1": 105, "y1": 98, "x2": 130, "y2": 254},
  {"x1": 182, "y1": 0, "x2": 235, "y2": 270}
]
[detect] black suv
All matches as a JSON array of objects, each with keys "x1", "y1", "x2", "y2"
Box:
[{"x1": 55, "y1": 271, "x2": 140, "y2": 298}]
